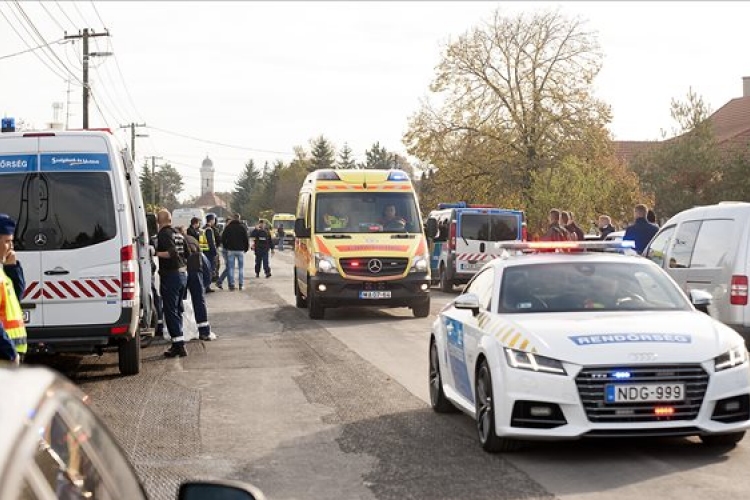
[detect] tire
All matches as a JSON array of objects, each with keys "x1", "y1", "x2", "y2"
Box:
[
  {"x1": 700, "y1": 431, "x2": 746, "y2": 447},
  {"x1": 118, "y1": 332, "x2": 141, "y2": 376},
  {"x1": 294, "y1": 271, "x2": 307, "y2": 308},
  {"x1": 475, "y1": 359, "x2": 520, "y2": 452},
  {"x1": 308, "y1": 278, "x2": 325, "y2": 319},
  {"x1": 429, "y1": 340, "x2": 457, "y2": 413},
  {"x1": 440, "y1": 264, "x2": 453, "y2": 293},
  {"x1": 412, "y1": 297, "x2": 431, "y2": 318}
]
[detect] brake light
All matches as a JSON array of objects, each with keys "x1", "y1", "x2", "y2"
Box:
[
  {"x1": 522, "y1": 225, "x2": 528, "y2": 242},
  {"x1": 121, "y1": 245, "x2": 137, "y2": 302},
  {"x1": 448, "y1": 221, "x2": 456, "y2": 250},
  {"x1": 110, "y1": 326, "x2": 129, "y2": 335},
  {"x1": 730, "y1": 275, "x2": 748, "y2": 305}
]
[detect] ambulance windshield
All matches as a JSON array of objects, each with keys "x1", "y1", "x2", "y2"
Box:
[{"x1": 315, "y1": 192, "x2": 422, "y2": 233}]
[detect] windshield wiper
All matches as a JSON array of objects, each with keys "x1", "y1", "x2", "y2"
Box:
[
  {"x1": 322, "y1": 234, "x2": 352, "y2": 239},
  {"x1": 391, "y1": 234, "x2": 414, "y2": 239}
]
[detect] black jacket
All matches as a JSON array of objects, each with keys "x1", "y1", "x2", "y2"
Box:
[
  {"x1": 250, "y1": 227, "x2": 275, "y2": 252},
  {"x1": 221, "y1": 220, "x2": 249, "y2": 252}
]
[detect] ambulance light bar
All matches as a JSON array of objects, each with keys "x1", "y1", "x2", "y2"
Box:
[
  {"x1": 494, "y1": 240, "x2": 636, "y2": 251},
  {"x1": 315, "y1": 170, "x2": 341, "y2": 181},
  {"x1": 387, "y1": 170, "x2": 410, "y2": 181}
]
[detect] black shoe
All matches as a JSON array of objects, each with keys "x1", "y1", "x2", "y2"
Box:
[
  {"x1": 265, "y1": 274, "x2": 271, "y2": 278},
  {"x1": 205, "y1": 288, "x2": 215, "y2": 293},
  {"x1": 239, "y1": 285, "x2": 243, "y2": 290},
  {"x1": 199, "y1": 334, "x2": 212, "y2": 341},
  {"x1": 164, "y1": 345, "x2": 187, "y2": 358},
  {"x1": 255, "y1": 273, "x2": 260, "y2": 278},
  {"x1": 216, "y1": 283, "x2": 223, "y2": 290}
]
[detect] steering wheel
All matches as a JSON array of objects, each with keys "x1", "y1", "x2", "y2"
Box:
[
  {"x1": 615, "y1": 294, "x2": 647, "y2": 307},
  {"x1": 383, "y1": 219, "x2": 406, "y2": 230}
]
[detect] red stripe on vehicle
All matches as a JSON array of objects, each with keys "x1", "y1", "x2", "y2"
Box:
[
  {"x1": 23, "y1": 281, "x2": 38, "y2": 298},
  {"x1": 100, "y1": 279, "x2": 117, "y2": 294},
  {"x1": 42, "y1": 289, "x2": 52, "y2": 299},
  {"x1": 32, "y1": 288, "x2": 43, "y2": 300},
  {"x1": 46, "y1": 281, "x2": 66, "y2": 299},
  {"x1": 113, "y1": 279, "x2": 121, "y2": 287},
  {"x1": 86, "y1": 279, "x2": 105, "y2": 297},
  {"x1": 59, "y1": 280, "x2": 80, "y2": 298},
  {"x1": 73, "y1": 280, "x2": 94, "y2": 298}
]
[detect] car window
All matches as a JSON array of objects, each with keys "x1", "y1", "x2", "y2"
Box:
[
  {"x1": 460, "y1": 214, "x2": 519, "y2": 241},
  {"x1": 671, "y1": 221, "x2": 701, "y2": 269},
  {"x1": 690, "y1": 219, "x2": 734, "y2": 268},
  {"x1": 499, "y1": 262, "x2": 690, "y2": 313},
  {"x1": 645, "y1": 225, "x2": 675, "y2": 268},
  {"x1": 465, "y1": 268, "x2": 495, "y2": 310}
]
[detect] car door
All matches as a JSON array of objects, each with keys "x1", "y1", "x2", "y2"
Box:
[
  {"x1": 668, "y1": 221, "x2": 701, "y2": 294},
  {"x1": 644, "y1": 225, "x2": 676, "y2": 269},
  {"x1": 456, "y1": 210, "x2": 521, "y2": 274}
]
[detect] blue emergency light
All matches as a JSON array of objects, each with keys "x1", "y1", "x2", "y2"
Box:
[
  {"x1": 437, "y1": 202, "x2": 468, "y2": 209},
  {"x1": 1, "y1": 117, "x2": 15, "y2": 133},
  {"x1": 387, "y1": 171, "x2": 410, "y2": 181}
]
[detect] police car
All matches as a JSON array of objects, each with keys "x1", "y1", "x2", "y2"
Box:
[{"x1": 429, "y1": 241, "x2": 750, "y2": 452}]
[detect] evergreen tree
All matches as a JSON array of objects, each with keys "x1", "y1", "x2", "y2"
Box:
[
  {"x1": 310, "y1": 135, "x2": 335, "y2": 171},
  {"x1": 336, "y1": 143, "x2": 357, "y2": 169},
  {"x1": 154, "y1": 163, "x2": 183, "y2": 211},
  {"x1": 365, "y1": 142, "x2": 392, "y2": 169},
  {"x1": 139, "y1": 162, "x2": 157, "y2": 209},
  {"x1": 232, "y1": 159, "x2": 259, "y2": 217}
]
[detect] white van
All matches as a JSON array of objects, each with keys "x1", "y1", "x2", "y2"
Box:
[
  {"x1": 0, "y1": 129, "x2": 153, "y2": 375},
  {"x1": 644, "y1": 202, "x2": 750, "y2": 341},
  {"x1": 172, "y1": 208, "x2": 205, "y2": 232}
]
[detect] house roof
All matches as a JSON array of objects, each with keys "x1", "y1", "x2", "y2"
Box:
[
  {"x1": 193, "y1": 191, "x2": 227, "y2": 209},
  {"x1": 612, "y1": 141, "x2": 660, "y2": 165},
  {"x1": 708, "y1": 96, "x2": 750, "y2": 145}
]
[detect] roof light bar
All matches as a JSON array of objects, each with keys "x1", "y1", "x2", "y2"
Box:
[
  {"x1": 437, "y1": 202, "x2": 468, "y2": 209},
  {"x1": 387, "y1": 170, "x2": 410, "y2": 181},
  {"x1": 494, "y1": 240, "x2": 636, "y2": 251},
  {"x1": 315, "y1": 170, "x2": 341, "y2": 181}
]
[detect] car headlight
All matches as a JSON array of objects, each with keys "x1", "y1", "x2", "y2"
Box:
[
  {"x1": 315, "y1": 253, "x2": 338, "y2": 274},
  {"x1": 410, "y1": 254, "x2": 429, "y2": 273},
  {"x1": 715, "y1": 345, "x2": 748, "y2": 371},
  {"x1": 504, "y1": 348, "x2": 567, "y2": 375}
]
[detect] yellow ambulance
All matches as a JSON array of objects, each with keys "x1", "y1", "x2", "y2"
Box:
[{"x1": 293, "y1": 169, "x2": 431, "y2": 319}]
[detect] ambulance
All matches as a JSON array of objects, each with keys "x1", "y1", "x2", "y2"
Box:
[
  {"x1": 271, "y1": 212, "x2": 296, "y2": 246},
  {"x1": 424, "y1": 202, "x2": 525, "y2": 292},
  {"x1": 0, "y1": 128, "x2": 153, "y2": 375},
  {"x1": 293, "y1": 169, "x2": 431, "y2": 319}
]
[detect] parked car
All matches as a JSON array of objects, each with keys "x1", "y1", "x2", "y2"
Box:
[{"x1": 0, "y1": 366, "x2": 266, "y2": 500}]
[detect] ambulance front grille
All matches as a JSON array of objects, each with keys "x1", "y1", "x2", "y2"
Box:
[
  {"x1": 340, "y1": 257, "x2": 409, "y2": 277},
  {"x1": 575, "y1": 364, "x2": 709, "y2": 423}
]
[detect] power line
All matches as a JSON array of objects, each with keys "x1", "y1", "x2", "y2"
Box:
[
  {"x1": 38, "y1": 1, "x2": 65, "y2": 31},
  {"x1": 90, "y1": 1, "x2": 106, "y2": 28},
  {"x1": 146, "y1": 126, "x2": 296, "y2": 156},
  {"x1": 54, "y1": 1, "x2": 77, "y2": 30},
  {"x1": 0, "y1": 36, "x2": 66, "y2": 61}
]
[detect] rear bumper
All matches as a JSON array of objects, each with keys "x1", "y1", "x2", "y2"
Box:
[
  {"x1": 309, "y1": 272, "x2": 430, "y2": 308},
  {"x1": 26, "y1": 308, "x2": 137, "y2": 353}
]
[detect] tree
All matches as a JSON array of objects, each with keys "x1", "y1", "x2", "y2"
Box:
[
  {"x1": 364, "y1": 142, "x2": 391, "y2": 169},
  {"x1": 336, "y1": 143, "x2": 357, "y2": 169},
  {"x1": 154, "y1": 163, "x2": 183, "y2": 211},
  {"x1": 139, "y1": 162, "x2": 156, "y2": 208},
  {"x1": 310, "y1": 135, "x2": 335, "y2": 171},
  {"x1": 232, "y1": 160, "x2": 259, "y2": 217},
  {"x1": 404, "y1": 8, "x2": 612, "y2": 208}
]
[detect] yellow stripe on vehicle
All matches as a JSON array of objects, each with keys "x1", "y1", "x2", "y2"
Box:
[{"x1": 508, "y1": 332, "x2": 522, "y2": 348}]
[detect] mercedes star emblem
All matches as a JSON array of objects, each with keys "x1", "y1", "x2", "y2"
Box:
[
  {"x1": 367, "y1": 259, "x2": 383, "y2": 273},
  {"x1": 34, "y1": 233, "x2": 48, "y2": 246}
]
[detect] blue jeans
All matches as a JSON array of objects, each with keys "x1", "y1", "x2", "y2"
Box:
[
  {"x1": 217, "y1": 248, "x2": 229, "y2": 286},
  {"x1": 160, "y1": 271, "x2": 187, "y2": 345},
  {"x1": 278, "y1": 237, "x2": 284, "y2": 252},
  {"x1": 255, "y1": 250, "x2": 271, "y2": 276},
  {"x1": 226, "y1": 250, "x2": 245, "y2": 288}
]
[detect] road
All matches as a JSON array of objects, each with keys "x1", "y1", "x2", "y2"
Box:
[{"x1": 30, "y1": 250, "x2": 750, "y2": 500}]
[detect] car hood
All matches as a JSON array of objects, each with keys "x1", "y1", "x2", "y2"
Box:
[{"x1": 509, "y1": 311, "x2": 741, "y2": 365}]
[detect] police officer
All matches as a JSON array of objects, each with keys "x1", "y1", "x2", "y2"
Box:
[
  {"x1": 178, "y1": 227, "x2": 214, "y2": 342},
  {"x1": 250, "y1": 220, "x2": 275, "y2": 278},
  {"x1": 155, "y1": 209, "x2": 189, "y2": 358},
  {"x1": 202, "y1": 214, "x2": 218, "y2": 293},
  {"x1": 0, "y1": 214, "x2": 26, "y2": 363}
]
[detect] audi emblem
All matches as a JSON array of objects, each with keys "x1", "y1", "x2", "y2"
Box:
[
  {"x1": 367, "y1": 259, "x2": 383, "y2": 273},
  {"x1": 34, "y1": 233, "x2": 47, "y2": 246}
]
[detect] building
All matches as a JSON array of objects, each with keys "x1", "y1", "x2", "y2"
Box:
[{"x1": 192, "y1": 155, "x2": 229, "y2": 218}]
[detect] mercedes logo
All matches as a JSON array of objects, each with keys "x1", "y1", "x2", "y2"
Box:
[
  {"x1": 367, "y1": 259, "x2": 383, "y2": 273},
  {"x1": 34, "y1": 233, "x2": 47, "y2": 246}
]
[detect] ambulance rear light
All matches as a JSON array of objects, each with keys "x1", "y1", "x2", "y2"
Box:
[
  {"x1": 315, "y1": 170, "x2": 341, "y2": 181},
  {"x1": 448, "y1": 221, "x2": 457, "y2": 250},
  {"x1": 387, "y1": 170, "x2": 410, "y2": 181},
  {"x1": 121, "y1": 244, "x2": 137, "y2": 301},
  {"x1": 730, "y1": 275, "x2": 748, "y2": 305}
]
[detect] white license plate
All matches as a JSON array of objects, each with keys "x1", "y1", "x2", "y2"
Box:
[
  {"x1": 605, "y1": 383, "x2": 685, "y2": 403},
  {"x1": 359, "y1": 291, "x2": 391, "y2": 299},
  {"x1": 460, "y1": 263, "x2": 481, "y2": 270},
  {"x1": 22, "y1": 310, "x2": 30, "y2": 323}
]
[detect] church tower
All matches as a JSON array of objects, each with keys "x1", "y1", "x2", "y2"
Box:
[{"x1": 200, "y1": 155, "x2": 214, "y2": 196}]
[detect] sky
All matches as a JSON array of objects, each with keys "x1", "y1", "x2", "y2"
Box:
[{"x1": 2, "y1": 1, "x2": 749, "y2": 199}]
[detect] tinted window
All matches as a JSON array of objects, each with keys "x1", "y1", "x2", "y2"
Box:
[
  {"x1": 466, "y1": 268, "x2": 494, "y2": 310},
  {"x1": 671, "y1": 221, "x2": 701, "y2": 269},
  {"x1": 645, "y1": 225, "x2": 675, "y2": 268},
  {"x1": 460, "y1": 214, "x2": 519, "y2": 241},
  {"x1": 0, "y1": 172, "x2": 116, "y2": 251},
  {"x1": 315, "y1": 192, "x2": 422, "y2": 233},
  {"x1": 690, "y1": 219, "x2": 734, "y2": 268}
]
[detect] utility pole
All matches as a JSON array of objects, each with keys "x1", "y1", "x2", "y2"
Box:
[
  {"x1": 64, "y1": 29, "x2": 110, "y2": 129},
  {"x1": 119, "y1": 123, "x2": 148, "y2": 163},
  {"x1": 144, "y1": 155, "x2": 163, "y2": 207}
]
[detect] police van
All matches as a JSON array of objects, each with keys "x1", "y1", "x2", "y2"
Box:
[
  {"x1": 424, "y1": 202, "x2": 525, "y2": 292},
  {"x1": 294, "y1": 169, "x2": 431, "y2": 319},
  {"x1": 0, "y1": 128, "x2": 153, "y2": 375}
]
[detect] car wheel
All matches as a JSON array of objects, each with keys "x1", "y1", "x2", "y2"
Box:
[
  {"x1": 308, "y1": 278, "x2": 325, "y2": 320},
  {"x1": 429, "y1": 339, "x2": 457, "y2": 413},
  {"x1": 475, "y1": 360, "x2": 520, "y2": 452},
  {"x1": 412, "y1": 297, "x2": 431, "y2": 318},
  {"x1": 700, "y1": 431, "x2": 746, "y2": 447},
  {"x1": 294, "y1": 271, "x2": 307, "y2": 309},
  {"x1": 118, "y1": 332, "x2": 141, "y2": 376},
  {"x1": 440, "y1": 264, "x2": 453, "y2": 293}
]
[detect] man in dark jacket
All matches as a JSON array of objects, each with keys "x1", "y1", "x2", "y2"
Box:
[
  {"x1": 156, "y1": 209, "x2": 190, "y2": 357},
  {"x1": 202, "y1": 214, "x2": 218, "y2": 293},
  {"x1": 250, "y1": 220, "x2": 275, "y2": 278},
  {"x1": 541, "y1": 209, "x2": 571, "y2": 242},
  {"x1": 563, "y1": 211, "x2": 585, "y2": 241},
  {"x1": 624, "y1": 204, "x2": 659, "y2": 254},
  {"x1": 221, "y1": 213, "x2": 249, "y2": 291},
  {"x1": 187, "y1": 217, "x2": 202, "y2": 240},
  {"x1": 597, "y1": 214, "x2": 616, "y2": 240},
  {"x1": 179, "y1": 228, "x2": 213, "y2": 341}
]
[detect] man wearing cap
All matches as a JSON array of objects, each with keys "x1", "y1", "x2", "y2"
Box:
[{"x1": 0, "y1": 214, "x2": 27, "y2": 363}]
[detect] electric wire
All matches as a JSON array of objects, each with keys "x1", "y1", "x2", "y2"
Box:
[
  {"x1": 37, "y1": 1, "x2": 66, "y2": 32},
  {"x1": 0, "y1": 36, "x2": 66, "y2": 61},
  {"x1": 146, "y1": 126, "x2": 296, "y2": 156}
]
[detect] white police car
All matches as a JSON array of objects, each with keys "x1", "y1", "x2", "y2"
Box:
[{"x1": 429, "y1": 241, "x2": 750, "y2": 452}]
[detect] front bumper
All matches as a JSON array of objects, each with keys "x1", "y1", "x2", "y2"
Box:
[
  {"x1": 492, "y1": 360, "x2": 750, "y2": 440},
  {"x1": 309, "y1": 272, "x2": 430, "y2": 308}
]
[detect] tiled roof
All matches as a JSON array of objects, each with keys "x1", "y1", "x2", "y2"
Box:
[
  {"x1": 612, "y1": 141, "x2": 660, "y2": 165},
  {"x1": 193, "y1": 191, "x2": 227, "y2": 209},
  {"x1": 709, "y1": 96, "x2": 750, "y2": 145}
]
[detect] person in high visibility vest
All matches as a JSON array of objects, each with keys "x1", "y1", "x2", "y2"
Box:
[{"x1": 0, "y1": 214, "x2": 27, "y2": 363}]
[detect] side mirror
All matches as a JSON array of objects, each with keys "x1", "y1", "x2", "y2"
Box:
[
  {"x1": 294, "y1": 218, "x2": 310, "y2": 238},
  {"x1": 690, "y1": 289, "x2": 712, "y2": 315},
  {"x1": 425, "y1": 218, "x2": 438, "y2": 239},
  {"x1": 178, "y1": 480, "x2": 267, "y2": 500},
  {"x1": 454, "y1": 293, "x2": 481, "y2": 316}
]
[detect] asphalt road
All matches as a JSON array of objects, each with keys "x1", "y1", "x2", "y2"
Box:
[{"x1": 29, "y1": 250, "x2": 750, "y2": 500}]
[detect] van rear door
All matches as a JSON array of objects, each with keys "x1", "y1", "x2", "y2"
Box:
[
  {"x1": 455, "y1": 209, "x2": 522, "y2": 274},
  {"x1": 35, "y1": 137, "x2": 122, "y2": 328}
]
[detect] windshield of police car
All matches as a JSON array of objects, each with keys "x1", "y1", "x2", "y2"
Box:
[
  {"x1": 315, "y1": 192, "x2": 422, "y2": 233},
  {"x1": 499, "y1": 261, "x2": 691, "y2": 313}
]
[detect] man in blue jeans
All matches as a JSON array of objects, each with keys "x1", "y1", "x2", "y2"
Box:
[
  {"x1": 250, "y1": 220, "x2": 275, "y2": 278},
  {"x1": 156, "y1": 209, "x2": 189, "y2": 358},
  {"x1": 221, "y1": 213, "x2": 249, "y2": 291}
]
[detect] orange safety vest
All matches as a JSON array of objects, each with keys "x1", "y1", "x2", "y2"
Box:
[{"x1": 0, "y1": 268, "x2": 26, "y2": 354}]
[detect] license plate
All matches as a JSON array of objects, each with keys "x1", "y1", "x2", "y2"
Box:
[
  {"x1": 605, "y1": 383, "x2": 685, "y2": 403},
  {"x1": 359, "y1": 291, "x2": 391, "y2": 299},
  {"x1": 22, "y1": 310, "x2": 30, "y2": 323},
  {"x1": 460, "y1": 263, "x2": 481, "y2": 270}
]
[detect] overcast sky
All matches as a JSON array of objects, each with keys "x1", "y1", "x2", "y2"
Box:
[{"x1": 2, "y1": 1, "x2": 749, "y2": 198}]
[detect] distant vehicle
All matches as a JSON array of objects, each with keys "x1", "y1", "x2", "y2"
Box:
[
  {"x1": 644, "y1": 202, "x2": 750, "y2": 342},
  {"x1": 430, "y1": 240, "x2": 750, "y2": 453},
  {"x1": 171, "y1": 208, "x2": 205, "y2": 231},
  {"x1": 604, "y1": 230, "x2": 625, "y2": 241},
  {"x1": 0, "y1": 366, "x2": 266, "y2": 499},
  {"x1": 271, "y1": 212, "x2": 296, "y2": 246},
  {"x1": 0, "y1": 129, "x2": 154, "y2": 375}
]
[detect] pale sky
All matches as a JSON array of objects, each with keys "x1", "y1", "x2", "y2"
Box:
[{"x1": 2, "y1": 1, "x2": 749, "y2": 199}]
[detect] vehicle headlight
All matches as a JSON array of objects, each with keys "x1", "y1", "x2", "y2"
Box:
[
  {"x1": 315, "y1": 253, "x2": 338, "y2": 274},
  {"x1": 410, "y1": 254, "x2": 429, "y2": 273},
  {"x1": 504, "y1": 348, "x2": 567, "y2": 375},
  {"x1": 715, "y1": 345, "x2": 748, "y2": 371}
]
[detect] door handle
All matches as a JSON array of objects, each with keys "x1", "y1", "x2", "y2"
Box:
[
  {"x1": 44, "y1": 269, "x2": 69, "y2": 276},
  {"x1": 480, "y1": 242, "x2": 486, "y2": 252}
]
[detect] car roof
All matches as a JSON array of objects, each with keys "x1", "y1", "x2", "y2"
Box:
[{"x1": 487, "y1": 250, "x2": 650, "y2": 270}]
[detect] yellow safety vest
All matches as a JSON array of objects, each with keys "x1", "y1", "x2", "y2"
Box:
[
  {"x1": 0, "y1": 268, "x2": 27, "y2": 354},
  {"x1": 325, "y1": 215, "x2": 348, "y2": 229},
  {"x1": 199, "y1": 229, "x2": 209, "y2": 252}
]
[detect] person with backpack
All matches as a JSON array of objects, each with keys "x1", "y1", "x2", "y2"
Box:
[{"x1": 178, "y1": 226, "x2": 214, "y2": 342}]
